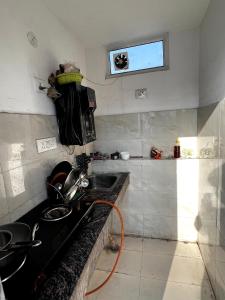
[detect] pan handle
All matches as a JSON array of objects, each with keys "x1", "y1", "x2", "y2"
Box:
[
  {"x1": 32, "y1": 223, "x2": 39, "y2": 241},
  {"x1": 0, "y1": 240, "x2": 42, "y2": 251},
  {"x1": 9, "y1": 240, "x2": 42, "y2": 249}
]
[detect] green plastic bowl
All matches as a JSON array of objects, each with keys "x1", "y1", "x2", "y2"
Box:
[{"x1": 56, "y1": 72, "x2": 83, "y2": 85}]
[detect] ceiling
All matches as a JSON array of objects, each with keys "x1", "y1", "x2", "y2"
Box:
[{"x1": 43, "y1": 0, "x2": 210, "y2": 47}]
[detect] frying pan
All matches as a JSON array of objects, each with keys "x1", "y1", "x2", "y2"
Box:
[
  {"x1": 0, "y1": 233, "x2": 41, "y2": 251},
  {"x1": 47, "y1": 172, "x2": 68, "y2": 200},
  {"x1": 0, "y1": 231, "x2": 12, "y2": 251},
  {"x1": 48, "y1": 161, "x2": 72, "y2": 181},
  {"x1": 0, "y1": 222, "x2": 41, "y2": 269},
  {"x1": 47, "y1": 161, "x2": 72, "y2": 200},
  {"x1": 47, "y1": 162, "x2": 86, "y2": 203},
  {"x1": 48, "y1": 168, "x2": 81, "y2": 200}
]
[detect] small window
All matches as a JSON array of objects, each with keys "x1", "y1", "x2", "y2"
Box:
[{"x1": 106, "y1": 33, "x2": 169, "y2": 78}]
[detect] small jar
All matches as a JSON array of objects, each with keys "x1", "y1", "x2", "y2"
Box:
[{"x1": 174, "y1": 138, "x2": 181, "y2": 159}]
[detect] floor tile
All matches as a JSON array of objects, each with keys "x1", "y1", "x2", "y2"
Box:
[
  {"x1": 96, "y1": 249, "x2": 142, "y2": 276},
  {"x1": 87, "y1": 238, "x2": 214, "y2": 300},
  {"x1": 141, "y1": 253, "x2": 208, "y2": 285},
  {"x1": 139, "y1": 277, "x2": 215, "y2": 300},
  {"x1": 86, "y1": 270, "x2": 140, "y2": 300},
  {"x1": 115, "y1": 236, "x2": 143, "y2": 252},
  {"x1": 143, "y1": 238, "x2": 201, "y2": 258}
]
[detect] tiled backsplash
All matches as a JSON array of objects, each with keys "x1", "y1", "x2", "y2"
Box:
[
  {"x1": 0, "y1": 113, "x2": 93, "y2": 224},
  {"x1": 94, "y1": 109, "x2": 197, "y2": 158},
  {"x1": 93, "y1": 108, "x2": 199, "y2": 242},
  {"x1": 93, "y1": 159, "x2": 199, "y2": 242}
]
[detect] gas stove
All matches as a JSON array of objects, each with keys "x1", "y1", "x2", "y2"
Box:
[{"x1": 2, "y1": 193, "x2": 95, "y2": 299}]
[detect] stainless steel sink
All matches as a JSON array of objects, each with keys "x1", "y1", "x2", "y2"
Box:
[{"x1": 88, "y1": 173, "x2": 122, "y2": 191}]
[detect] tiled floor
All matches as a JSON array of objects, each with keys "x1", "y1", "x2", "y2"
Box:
[{"x1": 85, "y1": 237, "x2": 215, "y2": 300}]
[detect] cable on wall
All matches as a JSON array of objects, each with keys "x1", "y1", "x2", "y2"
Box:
[{"x1": 82, "y1": 75, "x2": 118, "y2": 86}]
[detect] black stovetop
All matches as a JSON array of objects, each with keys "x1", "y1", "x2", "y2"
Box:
[{"x1": 2, "y1": 194, "x2": 95, "y2": 299}]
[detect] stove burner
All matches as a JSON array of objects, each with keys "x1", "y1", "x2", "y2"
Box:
[{"x1": 41, "y1": 205, "x2": 72, "y2": 222}]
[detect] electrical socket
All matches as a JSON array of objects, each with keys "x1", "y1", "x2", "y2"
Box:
[
  {"x1": 33, "y1": 76, "x2": 50, "y2": 94},
  {"x1": 135, "y1": 88, "x2": 148, "y2": 99}
]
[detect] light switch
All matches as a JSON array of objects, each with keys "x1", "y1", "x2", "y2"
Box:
[
  {"x1": 135, "y1": 88, "x2": 148, "y2": 99},
  {"x1": 36, "y1": 137, "x2": 57, "y2": 153},
  {"x1": 33, "y1": 76, "x2": 49, "y2": 94}
]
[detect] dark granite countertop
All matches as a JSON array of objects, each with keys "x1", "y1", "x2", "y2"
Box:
[{"x1": 37, "y1": 172, "x2": 129, "y2": 300}]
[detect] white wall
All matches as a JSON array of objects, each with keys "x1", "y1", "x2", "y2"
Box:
[
  {"x1": 86, "y1": 30, "x2": 199, "y2": 116},
  {"x1": 199, "y1": 0, "x2": 225, "y2": 106},
  {"x1": 0, "y1": 0, "x2": 86, "y2": 115}
]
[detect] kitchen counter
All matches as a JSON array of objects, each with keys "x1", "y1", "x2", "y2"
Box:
[{"x1": 36, "y1": 172, "x2": 129, "y2": 300}]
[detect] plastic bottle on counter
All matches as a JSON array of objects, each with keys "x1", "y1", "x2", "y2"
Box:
[{"x1": 174, "y1": 138, "x2": 181, "y2": 159}]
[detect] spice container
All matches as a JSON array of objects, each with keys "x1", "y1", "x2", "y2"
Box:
[{"x1": 174, "y1": 138, "x2": 181, "y2": 158}]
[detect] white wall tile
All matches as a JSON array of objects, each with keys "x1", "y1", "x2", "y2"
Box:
[
  {"x1": 143, "y1": 214, "x2": 198, "y2": 242},
  {"x1": 141, "y1": 160, "x2": 177, "y2": 194},
  {"x1": 95, "y1": 114, "x2": 141, "y2": 140},
  {"x1": 112, "y1": 210, "x2": 143, "y2": 236}
]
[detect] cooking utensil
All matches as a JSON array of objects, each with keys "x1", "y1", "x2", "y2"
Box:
[
  {"x1": 48, "y1": 161, "x2": 72, "y2": 180},
  {"x1": 47, "y1": 161, "x2": 72, "y2": 196},
  {"x1": 65, "y1": 185, "x2": 79, "y2": 203},
  {"x1": 64, "y1": 173, "x2": 81, "y2": 202},
  {"x1": 0, "y1": 223, "x2": 41, "y2": 270},
  {"x1": 0, "y1": 240, "x2": 41, "y2": 252},
  {"x1": 47, "y1": 173, "x2": 67, "y2": 201},
  {"x1": 80, "y1": 178, "x2": 89, "y2": 188},
  {"x1": 32, "y1": 223, "x2": 39, "y2": 241},
  {"x1": 49, "y1": 172, "x2": 68, "y2": 186},
  {"x1": 62, "y1": 168, "x2": 80, "y2": 194},
  {"x1": 48, "y1": 168, "x2": 80, "y2": 203},
  {"x1": 41, "y1": 205, "x2": 73, "y2": 222},
  {"x1": 0, "y1": 231, "x2": 12, "y2": 251},
  {"x1": 64, "y1": 171, "x2": 87, "y2": 202}
]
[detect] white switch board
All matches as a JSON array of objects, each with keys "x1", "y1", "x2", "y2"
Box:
[
  {"x1": 36, "y1": 137, "x2": 57, "y2": 153},
  {"x1": 135, "y1": 88, "x2": 147, "y2": 99}
]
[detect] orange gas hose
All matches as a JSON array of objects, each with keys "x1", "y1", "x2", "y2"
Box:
[{"x1": 85, "y1": 200, "x2": 124, "y2": 297}]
